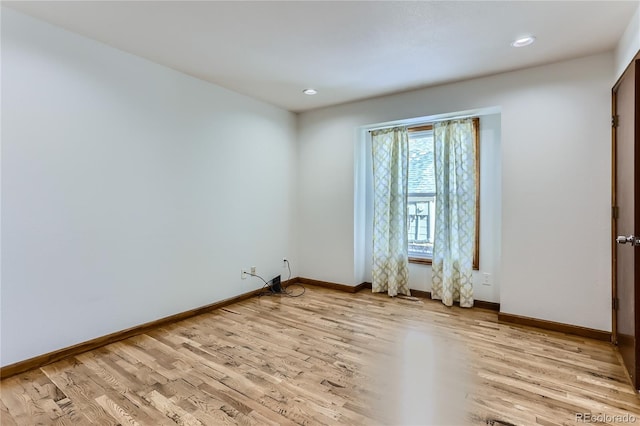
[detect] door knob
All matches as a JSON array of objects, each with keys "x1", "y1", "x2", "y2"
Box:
[{"x1": 616, "y1": 235, "x2": 640, "y2": 246}]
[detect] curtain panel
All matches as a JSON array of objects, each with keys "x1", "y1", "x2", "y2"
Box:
[
  {"x1": 371, "y1": 127, "x2": 411, "y2": 297},
  {"x1": 431, "y1": 118, "x2": 477, "y2": 307}
]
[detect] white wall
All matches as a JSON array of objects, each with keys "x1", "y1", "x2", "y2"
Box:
[
  {"x1": 298, "y1": 53, "x2": 613, "y2": 331},
  {"x1": 1, "y1": 9, "x2": 297, "y2": 366},
  {"x1": 615, "y1": 3, "x2": 640, "y2": 81}
]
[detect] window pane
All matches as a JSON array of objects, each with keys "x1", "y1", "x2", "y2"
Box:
[
  {"x1": 408, "y1": 196, "x2": 435, "y2": 258},
  {"x1": 408, "y1": 131, "x2": 435, "y2": 259},
  {"x1": 408, "y1": 133, "x2": 435, "y2": 194}
]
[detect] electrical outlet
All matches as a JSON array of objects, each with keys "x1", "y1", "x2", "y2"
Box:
[
  {"x1": 251, "y1": 266, "x2": 256, "y2": 275},
  {"x1": 482, "y1": 272, "x2": 491, "y2": 286},
  {"x1": 283, "y1": 257, "x2": 288, "y2": 267},
  {"x1": 241, "y1": 269, "x2": 247, "y2": 280}
]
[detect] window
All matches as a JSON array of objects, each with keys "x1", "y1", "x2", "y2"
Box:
[
  {"x1": 407, "y1": 121, "x2": 480, "y2": 269},
  {"x1": 407, "y1": 125, "x2": 436, "y2": 262}
]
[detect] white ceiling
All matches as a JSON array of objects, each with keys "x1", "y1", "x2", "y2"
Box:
[{"x1": 5, "y1": 1, "x2": 638, "y2": 112}]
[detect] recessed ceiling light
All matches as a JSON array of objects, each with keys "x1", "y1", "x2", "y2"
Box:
[
  {"x1": 511, "y1": 36, "x2": 536, "y2": 47},
  {"x1": 302, "y1": 88, "x2": 318, "y2": 95}
]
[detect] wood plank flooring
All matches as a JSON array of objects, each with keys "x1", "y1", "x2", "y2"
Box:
[{"x1": 2, "y1": 286, "x2": 639, "y2": 425}]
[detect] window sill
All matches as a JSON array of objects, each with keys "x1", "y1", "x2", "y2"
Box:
[
  {"x1": 409, "y1": 257, "x2": 432, "y2": 265},
  {"x1": 408, "y1": 257, "x2": 480, "y2": 271}
]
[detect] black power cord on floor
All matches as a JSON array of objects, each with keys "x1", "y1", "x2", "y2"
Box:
[{"x1": 248, "y1": 259, "x2": 305, "y2": 298}]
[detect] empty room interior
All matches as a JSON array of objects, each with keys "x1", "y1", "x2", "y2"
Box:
[{"x1": 2, "y1": 1, "x2": 640, "y2": 425}]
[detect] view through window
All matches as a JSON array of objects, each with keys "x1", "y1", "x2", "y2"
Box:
[{"x1": 407, "y1": 126, "x2": 435, "y2": 261}]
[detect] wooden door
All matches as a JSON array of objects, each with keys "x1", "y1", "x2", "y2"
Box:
[{"x1": 613, "y1": 54, "x2": 640, "y2": 390}]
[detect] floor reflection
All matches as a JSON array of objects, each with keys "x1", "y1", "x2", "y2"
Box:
[{"x1": 367, "y1": 329, "x2": 474, "y2": 425}]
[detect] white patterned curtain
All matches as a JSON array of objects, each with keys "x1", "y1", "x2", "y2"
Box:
[
  {"x1": 371, "y1": 127, "x2": 411, "y2": 297},
  {"x1": 431, "y1": 119, "x2": 477, "y2": 307}
]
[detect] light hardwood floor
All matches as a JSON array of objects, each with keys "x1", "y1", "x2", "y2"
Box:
[{"x1": 2, "y1": 286, "x2": 639, "y2": 425}]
